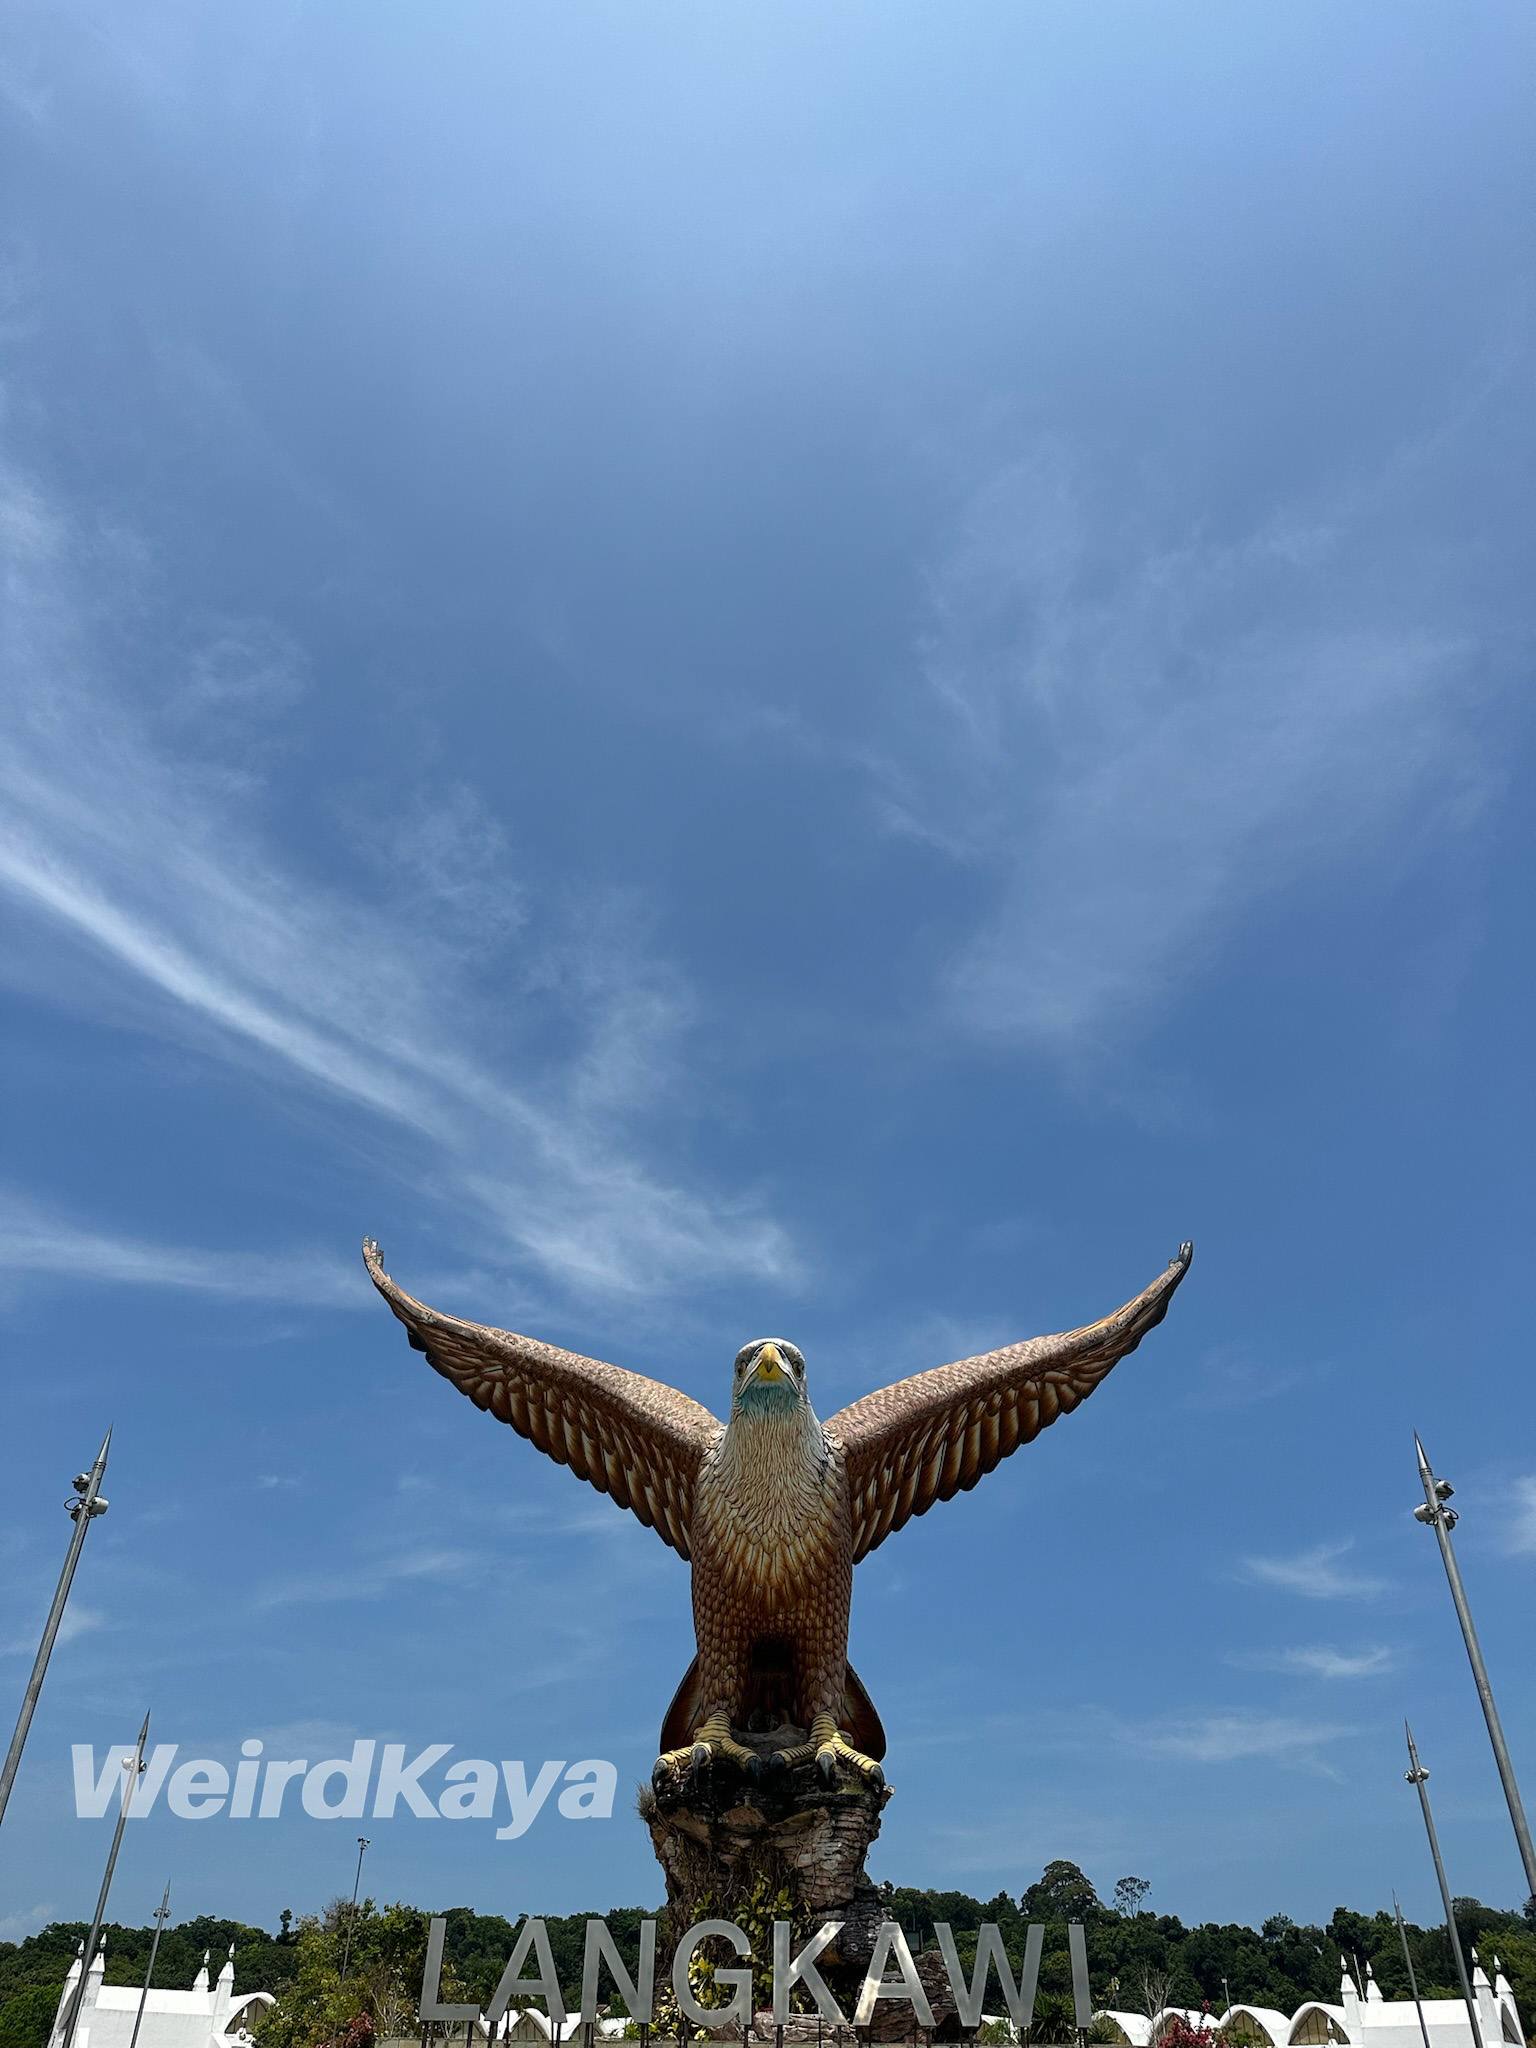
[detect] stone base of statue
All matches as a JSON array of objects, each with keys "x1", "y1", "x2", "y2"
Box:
[{"x1": 640, "y1": 1723, "x2": 960, "y2": 2037}]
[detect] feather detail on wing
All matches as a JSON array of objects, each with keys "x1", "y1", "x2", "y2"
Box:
[
  {"x1": 828, "y1": 1243, "x2": 1193, "y2": 1562},
  {"x1": 362, "y1": 1239, "x2": 719, "y2": 1560}
]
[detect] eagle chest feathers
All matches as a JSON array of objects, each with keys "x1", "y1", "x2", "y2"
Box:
[{"x1": 695, "y1": 1410, "x2": 847, "y2": 1609}]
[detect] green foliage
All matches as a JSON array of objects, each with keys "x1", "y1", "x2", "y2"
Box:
[
  {"x1": 4, "y1": 1867, "x2": 1534, "y2": 2048},
  {"x1": 252, "y1": 1901, "x2": 445, "y2": 2048},
  {"x1": 648, "y1": 1869, "x2": 801, "y2": 2037},
  {"x1": 0, "y1": 1983, "x2": 62, "y2": 2048}
]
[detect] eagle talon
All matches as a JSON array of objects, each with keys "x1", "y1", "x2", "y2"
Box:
[{"x1": 806, "y1": 1715, "x2": 885, "y2": 1787}]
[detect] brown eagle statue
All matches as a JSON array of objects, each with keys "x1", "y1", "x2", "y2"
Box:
[{"x1": 363, "y1": 1237, "x2": 1191, "y2": 1790}]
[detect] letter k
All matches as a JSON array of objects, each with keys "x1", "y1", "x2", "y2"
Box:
[{"x1": 373, "y1": 1744, "x2": 451, "y2": 1818}]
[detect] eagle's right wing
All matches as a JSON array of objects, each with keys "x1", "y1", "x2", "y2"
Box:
[
  {"x1": 363, "y1": 1239, "x2": 719, "y2": 1560},
  {"x1": 828, "y1": 1244, "x2": 1192, "y2": 1563}
]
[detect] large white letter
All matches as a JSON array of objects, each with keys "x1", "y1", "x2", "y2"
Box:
[
  {"x1": 935, "y1": 1924, "x2": 1042, "y2": 2030},
  {"x1": 167, "y1": 1760, "x2": 229, "y2": 1819},
  {"x1": 580, "y1": 1920, "x2": 656, "y2": 2024},
  {"x1": 486, "y1": 1920, "x2": 567, "y2": 2025},
  {"x1": 303, "y1": 1742, "x2": 375, "y2": 1819},
  {"x1": 231, "y1": 1742, "x2": 262, "y2": 1820},
  {"x1": 853, "y1": 1924, "x2": 933, "y2": 2029},
  {"x1": 373, "y1": 1743, "x2": 451, "y2": 1818},
  {"x1": 558, "y1": 1760, "x2": 616, "y2": 1820},
  {"x1": 419, "y1": 1917, "x2": 478, "y2": 2024},
  {"x1": 129, "y1": 1745, "x2": 180, "y2": 1818},
  {"x1": 772, "y1": 1922, "x2": 844, "y2": 2024},
  {"x1": 1069, "y1": 1922, "x2": 1093, "y2": 2031},
  {"x1": 440, "y1": 1760, "x2": 498, "y2": 1819},
  {"x1": 258, "y1": 1760, "x2": 308, "y2": 1818},
  {"x1": 673, "y1": 1921, "x2": 753, "y2": 2031},
  {"x1": 496, "y1": 1761, "x2": 564, "y2": 1841},
  {"x1": 73, "y1": 1746, "x2": 131, "y2": 1818}
]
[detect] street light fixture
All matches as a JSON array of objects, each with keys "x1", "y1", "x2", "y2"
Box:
[
  {"x1": 1403, "y1": 1722, "x2": 1483, "y2": 2048},
  {"x1": 0, "y1": 1431, "x2": 112, "y2": 1832},
  {"x1": 1412, "y1": 1435, "x2": 1536, "y2": 1905},
  {"x1": 339, "y1": 1837, "x2": 371, "y2": 1986}
]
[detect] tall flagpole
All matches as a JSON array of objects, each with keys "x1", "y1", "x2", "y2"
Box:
[
  {"x1": 1413, "y1": 1434, "x2": 1536, "y2": 1903},
  {"x1": 128, "y1": 1881, "x2": 172, "y2": 2048},
  {"x1": 0, "y1": 1431, "x2": 112, "y2": 1832},
  {"x1": 61, "y1": 1712, "x2": 149, "y2": 2048},
  {"x1": 1404, "y1": 1722, "x2": 1484, "y2": 2048}
]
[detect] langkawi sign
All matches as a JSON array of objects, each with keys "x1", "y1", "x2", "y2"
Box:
[{"x1": 420, "y1": 1915, "x2": 1096, "y2": 2033}]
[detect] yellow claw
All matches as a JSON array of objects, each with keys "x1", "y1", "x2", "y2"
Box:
[
  {"x1": 776, "y1": 1713, "x2": 885, "y2": 1788},
  {"x1": 653, "y1": 1712, "x2": 759, "y2": 1790}
]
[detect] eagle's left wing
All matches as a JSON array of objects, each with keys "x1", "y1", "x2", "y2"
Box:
[
  {"x1": 363, "y1": 1239, "x2": 718, "y2": 1560},
  {"x1": 827, "y1": 1243, "x2": 1192, "y2": 1562}
]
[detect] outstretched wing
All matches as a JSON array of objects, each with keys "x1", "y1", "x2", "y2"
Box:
[
  {"x1": 363, "y1": 1239, "x2": 719, "y2": 1560},
  {"x1": 827, "y1": 1243, "x2": 1192, "y2": 1562}
]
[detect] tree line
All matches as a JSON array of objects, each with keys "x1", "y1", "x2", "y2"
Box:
[{"x1": 1, "y1": 1863, "x2": 1531, "y2": 2048}]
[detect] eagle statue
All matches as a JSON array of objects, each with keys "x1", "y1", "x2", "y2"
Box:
[{"x1": 363, "y1": 1236, "x2": 1191, "y2": 1790}]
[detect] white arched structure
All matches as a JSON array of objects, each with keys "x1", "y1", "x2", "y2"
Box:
[
  {"x1": 49, "y1": 1940, "x2": 274, "y2": 2048},
  {"x1": 1092, "y1": 1967, "x2": 1526, "y2": 2048}
]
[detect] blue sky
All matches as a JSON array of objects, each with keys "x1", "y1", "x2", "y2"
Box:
[{"x1": 2, "y1": 0, "x2": 1535, "y2": 1950}]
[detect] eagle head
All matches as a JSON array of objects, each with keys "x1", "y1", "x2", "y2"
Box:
[{"x1": 732, "y1": 1338, "x2": 807, "y2": 1420}]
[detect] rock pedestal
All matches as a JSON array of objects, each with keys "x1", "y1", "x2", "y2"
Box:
[
  {"x1": 640, "y1": 1725, "x2": 889, "y2": 1974},
  {"x1": 640, "y1": 1726, "x2": 963, "y2": 2035}
]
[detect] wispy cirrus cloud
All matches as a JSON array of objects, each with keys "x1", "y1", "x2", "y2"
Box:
[
  {"x1": 1228, "y1": 1643, "x2": 1396, "y2": 1680},
  {"x1": 2, "y1": 1603, "x2": 103, "y2": 1658},
  {"x1": 1123, "y1": 1712, "x2": 1354, "y2": 1773},
  {"x1": 1236, "y1": 1540, "x2": 1390, "y2": 1601},
  {"x1": 0, "y1": 1189, "x2": 365, "y2": 1304},
  {"x1": 897, "y1": 385, "x2": 1528, "y2": 1051},
  {"x1": 0, "y1": 1904, "x2": 57, "y2": 1942},
  {"x1": 1183, "y1": 1345, "x2": 1325, "y2": 1411},
  {"x1": 901, "y1": 1700, "x2": 1355, "y2": 1775},
  {"x1": 0, "y1": 466, "x2": 791, "y2": 1302},
  {"x1": 1500, "y1": 1476, "x2": 1536, "y2": 1556},
  {"x1": 256, "y1": 1545, "x2": 487, "y2": 1609}
]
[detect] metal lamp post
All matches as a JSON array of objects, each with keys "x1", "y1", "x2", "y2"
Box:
[
  {"x1": 0, "y1": 1431, "x2": 112, "y2": 1832},
  {"x1": 128, "y1": 1882, "x2": 173, "y2": 2048},
  {"x1": 1403, "y1": 1722, "x2": 1483, "y2": 2048},
  {"x1": 62, "y1": 1711, "x2": 150, "y2": 2048},
  {"x1": 1391, "y1": 1894, "x2": 1433, "y2": 2048},
  {"x1": 1413, "y1": 1434, "x2": 1536, "y2": 1904},
  {"x1": 339, "y1": 1837, "x2": 371, "y2": 1985}
]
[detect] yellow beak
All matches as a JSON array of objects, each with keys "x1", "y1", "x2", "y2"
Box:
[{"x1": 753, "y1": 1343, "x2": 785, "y2": 1382}]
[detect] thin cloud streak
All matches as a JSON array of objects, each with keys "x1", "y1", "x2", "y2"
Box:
[
  {"x1": 900, "y1": 1701, "x2": 1354, "y2": 1775},
  {"x1": 1501, "y1": 1476, "x2": 1536, "y2": 1556},
  {"x1": 256, "y1": 1546, "x2": 487, "y2": 1609},
  {"x1": 1229, "y1": 1644, "x2": 1396, "y2": 1680},
  {"x1": 0, "y1": 466, "x2": 792, "y2": 1301},
  {"x1": 1237, "y1": 1541, "x2": 1390, "y2": 1601},
  {"x1": 0, "y1": 1191, "x2": 366, "y2": 1305},
  {"x1": 1125, "y1": 1713, "x2": 1354, "y2": 1770}
]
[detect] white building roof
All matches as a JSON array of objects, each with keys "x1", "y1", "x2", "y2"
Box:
[{"x1": 49, "y1": 1940, "x2": 273, "y2": 2048}]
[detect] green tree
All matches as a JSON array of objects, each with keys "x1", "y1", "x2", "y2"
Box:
[{"x1": 0, "y1": 1983, "x2": 63, "y2": 2048}]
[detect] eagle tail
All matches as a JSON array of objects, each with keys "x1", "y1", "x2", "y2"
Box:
[{"x1": 658, "y1": 1656, "x2": 886, "y2": 1762}]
